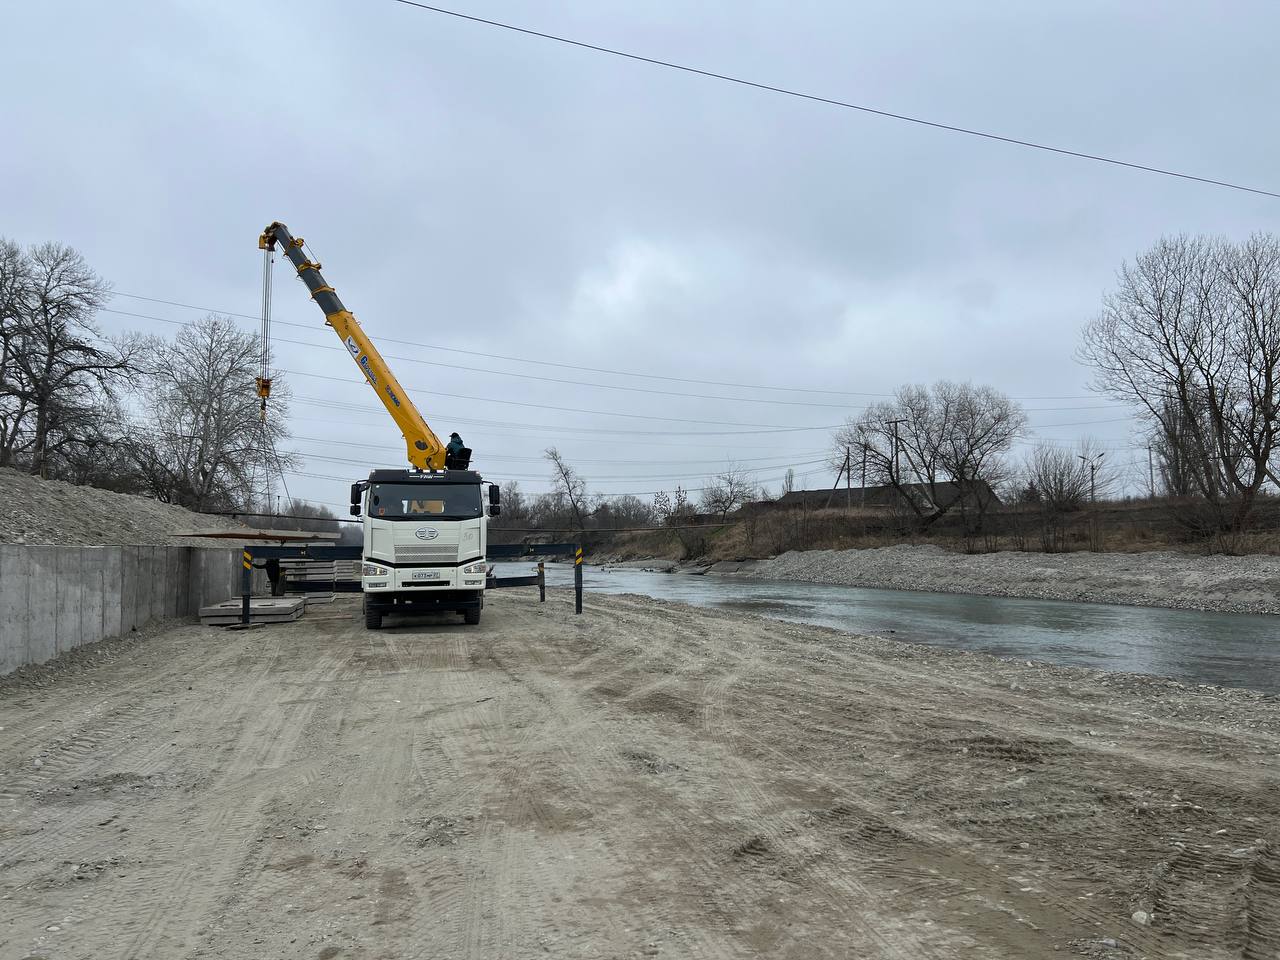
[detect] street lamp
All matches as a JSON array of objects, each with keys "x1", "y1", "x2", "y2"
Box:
[{"x1": 1078, "y1": 452, "x2": 1105, "y2": 503}]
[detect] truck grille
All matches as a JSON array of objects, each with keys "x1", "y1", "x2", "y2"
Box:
[{"x1": 394, "y1": 543, "x2": 459, "y2": 563}]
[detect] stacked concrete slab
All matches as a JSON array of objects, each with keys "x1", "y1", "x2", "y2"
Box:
[
  {"x1": 198, "y1": 597, "x2": 304, "y2": 626},
  {"x1": 0, "y1": 545, "x2": 253, "y2": 676}
]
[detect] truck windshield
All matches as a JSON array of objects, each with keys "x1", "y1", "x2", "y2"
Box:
[{"x1": 368, "y1": 483, "x2": 482, "y2": 520}]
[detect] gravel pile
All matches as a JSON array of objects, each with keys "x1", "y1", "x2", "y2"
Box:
[
  {"x1": 0, "y1": 467, "x2": 239, "y2": 546},
  {"x1": 746, "y1": 543, "x2": 1280, "y2": 615}
]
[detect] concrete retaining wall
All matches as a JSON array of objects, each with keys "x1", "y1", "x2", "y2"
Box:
[{"x1": 0, "y1": 545, "x2": 247, "y2": 677}]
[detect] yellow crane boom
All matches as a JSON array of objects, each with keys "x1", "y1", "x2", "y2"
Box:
[{"x1": 258, "y1": 221, "x2": 448, "y2": 471}]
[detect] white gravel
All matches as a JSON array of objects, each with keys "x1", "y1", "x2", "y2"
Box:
[
  {"x1": 745, "y1": 543, "x2": 1280, "y2": 615},
  {"x1": 0, "y1": 467, "x2": 239, "y2": 546}
]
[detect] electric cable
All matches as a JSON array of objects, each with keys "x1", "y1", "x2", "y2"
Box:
[
  {"x1": 385, "y1": 0, "x2": 1280, "y2": 200},
  {"x1": 104, "y1": 294, "x2": 1125, "y2": 403}
]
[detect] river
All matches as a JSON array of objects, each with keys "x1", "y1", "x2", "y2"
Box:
[{"x1": 511, "y1": 563, "x2": 1280, "y2": 694}]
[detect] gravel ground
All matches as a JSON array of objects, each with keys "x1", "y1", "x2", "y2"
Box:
[
  {"x1": 0, "y1": 467, "x2": 239, "y2": 545},
  {"x1": 745, "y1": 543, "x2": 1280, "y2": 614},
  {"x1": 4, "y1": 592, "x2": 1279, "y2": 958}
]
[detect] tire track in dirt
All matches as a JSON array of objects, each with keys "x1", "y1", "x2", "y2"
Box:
[
  {"x1": 6, "y1": 590, "x2": 1279, "y2": 959},
  {"x1": 2, "y1": 622, "x2": 353, "y2": 959},
  {"x1": 544, "y1": 596, "x2": 1244, "y2": 957},
  {"x1": 489, "y1": 599, "x2": 918, "y2": 958}
]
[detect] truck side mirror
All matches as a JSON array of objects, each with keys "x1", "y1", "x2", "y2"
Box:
[
  {"x1": 489, "y1": 485, "x2": 501, "y2": 505},
  {"x1": 349, "y1": 504, "x2": 361, "y2": 517},
  {"x1": 489, "y1": 503, "x2": 502, "y2": 517}
]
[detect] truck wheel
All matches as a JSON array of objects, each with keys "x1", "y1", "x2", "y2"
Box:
[
  {"x1": 463, "y1": 608, "x2": 481, "y2": 625},
  {"x1": 364, "y1": 601, "x2": 383, "y2": 630}
]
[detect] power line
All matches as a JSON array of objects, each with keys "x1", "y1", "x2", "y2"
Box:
[
  {"x1": 385, "y1": 0, "x2": 1280, "y2": 201},
  {"x1": 105, "y1": 295, "x2": 1123, "y2": 403},
  {"x1": 103, "y1": 306, "x2": 860, "y2": 409},
  {"x1": 286, "y1": 445, "x2": 831, "y2": 483},
  {"x1": 282, "y1": 464, "x2": 827, "y2": 499},
  {"x1": 286, "y1": 435, "x2": 829, "y2": 466},
  {"x1": 107, "y1": 298, "x2": 879, "y2": 398},
  {"x1": 277, "y1": 366, "x2": 848, "y2": 430}
]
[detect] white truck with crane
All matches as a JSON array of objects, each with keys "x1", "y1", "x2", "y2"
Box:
[{"x1": 258, "y1": 221, "x2": 500, "y2": 629}]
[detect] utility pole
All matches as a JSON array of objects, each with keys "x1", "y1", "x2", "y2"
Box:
[
  {"x1": 860, "y1": 443, "x2": 868, "y2": 505},
  {"x1": 844, "y1": 447, "x2": 851, "y2": 509},
  {"x1": 824, "y1": 455, "x2": 845, "y2": 509},
  {"x1": 887, "y1": 419, "x2": 907, "y2": 485}
]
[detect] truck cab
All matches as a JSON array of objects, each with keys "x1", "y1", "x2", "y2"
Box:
[{"x1": 352, "y1": 469, "x2": 500, "y2": 629}]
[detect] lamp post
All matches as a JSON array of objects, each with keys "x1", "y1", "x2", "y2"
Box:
[{"x1": 1078, "y1": 452, "x2": 1105, "y2": 503}]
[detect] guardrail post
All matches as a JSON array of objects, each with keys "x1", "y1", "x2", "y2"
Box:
[
  {"x1": 574, "y1": 546, "x2": 583, "y2": 615},
  {"x1": 538, "y1": 561, "x2": 546, "y2": 603},
  {"x1": 241, "y1": 549, "x2": 252, "y2": 625}
]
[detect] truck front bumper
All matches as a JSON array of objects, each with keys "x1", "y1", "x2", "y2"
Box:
[{"x1": 361, "y1": 561, "x2": 488, "y2": 593}]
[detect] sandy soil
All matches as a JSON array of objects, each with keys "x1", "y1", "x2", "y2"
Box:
[
  {"x1": 0, "y1": 467, "x2": 239, "y2": 545},
  {"x1": 3, "y1": 592, "x2": 1279, "y2": 959},
  {"x1": 743, "y1": 544, "x2": 1280, "y2": 615}
]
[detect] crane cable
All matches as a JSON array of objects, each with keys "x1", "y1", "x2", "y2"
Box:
[
  {"x1": 256, "y1": 244, "x2": 274, "y2": 420},
  {"x1": 256, "y1": 243, "x2": 277, "y2": 515}
]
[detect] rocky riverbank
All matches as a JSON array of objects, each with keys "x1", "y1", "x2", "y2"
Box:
[{"x1": 729, "y1": 544, "x2": 1280, "y2": 614}]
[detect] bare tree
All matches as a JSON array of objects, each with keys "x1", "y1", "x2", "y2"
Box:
[
  {"x1": 1080, "y1": 233, "x2": 1280, "y2": 531},
  {"x1": 653, "y1": 485, "x2": 695, "y2": 526},
  {"x1": 594, "y1": 494, "x2": 655, "y2": 528},
  {"x1": 699, "y1": 463, "x2": 758, "y2": 519},
  {"x1": 131, "y1": 315, "x2": 294, "y2": 512},
  {"x1": 1017, "y1": 440, "x2": 1118, "y2": 551},
  {"x1": 544, "y1": 447, "x2": 588, "y2": 530},
  {"x1": 488, "y1": 480, "x2": 530, "y2": 533},
  {"x1": 671, "y1": 485, "x2": 692, "y2": 522},
  {"x1": 834, "y1": 381, "x2": 1026, "y2": 531},
  {"x1": 652, "y1": 490, "x2": 672, "y2": 523},
  {"x1": 0, "y1": 240, "x2": 137, "y2": 475}
]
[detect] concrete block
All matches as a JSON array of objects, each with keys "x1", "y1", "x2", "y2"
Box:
[
  {"x1": 55, "y1": 547, "x2": 85, "y2": 656},
  {"x1": 26, "y1": 545, "x2": 58, "y2": 666},
  {"x1": 147, "y1": 547, "x2": 164, "y2": 623},
  {"x1": 172, "y1": 547, "x2": 191, "y2": 616},
  {"x1": 120, "y1": 545, "x2": 140, "y2": 634},
  {"x1": 196, "y1": 548, "x2": 241, "y2": 607},
  {"x1": 102, "y1": 547, "x2": 123, "y2": 639},
  {"x1": 0, "y1": 545, "x2": 30, "y2": 676},
  {"x1": 199, "y1": 597, "x2": 303, "y2": 626},
  {"x1": 80, "y1": 547, "x2": 106, "y2": 648},
  {"x1": 161, "y1": 547, "x2": 177, "y2": 618},
  {"x1": 185, "y1": 549, "x2": 202, "y2": 615}
]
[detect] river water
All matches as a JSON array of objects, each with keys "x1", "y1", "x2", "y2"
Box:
[{"x1": 511, "y1": 563, "x2": 1280, "y2": 694}]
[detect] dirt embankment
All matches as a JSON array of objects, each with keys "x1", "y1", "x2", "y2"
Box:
[
  {"x1": 3, "y1": 591, "x2": 1280, "y2": 958},
  {"x1": 0, "y1": 467, "x2": 239, "y2": 545},
  {"x1": 721, "y1": 543, "x2": 1280, "y2": 614}
]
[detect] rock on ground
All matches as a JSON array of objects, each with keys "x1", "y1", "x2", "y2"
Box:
[{"x1": 745, "y1": 542, "x2": 1280, "y2": 614}]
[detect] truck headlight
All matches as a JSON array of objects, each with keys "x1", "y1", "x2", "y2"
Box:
[
  {"x1": 362, "y1": 563, "x2": 388, "y2": 577},
  {"x1": 462, "y1": 561, "x2": 488, "y2": 575}
]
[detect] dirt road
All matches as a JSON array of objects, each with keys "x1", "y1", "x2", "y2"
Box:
[{"x1": 3, "y1": 592, "x2": 1279, "y2": 959}]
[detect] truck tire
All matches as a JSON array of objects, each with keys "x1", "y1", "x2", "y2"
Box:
[
  {"x1": 463, "y1": 607, "x2": 481, "y2": 625},
  {"x1": 364, "y1": 601, "x2": 383, "y2": 630}
]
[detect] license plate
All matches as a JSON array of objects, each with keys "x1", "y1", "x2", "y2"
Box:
[{"x1": 409, "y1": 570, "x2": 442, "y2": 581}]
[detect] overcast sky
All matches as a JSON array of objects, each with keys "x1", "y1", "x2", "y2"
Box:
[{"x1": 6, "y1": 0, "x2": 1278, "y2": 515}]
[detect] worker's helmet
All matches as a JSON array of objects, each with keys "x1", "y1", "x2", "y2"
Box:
[{"x1": 450, "y1": 432, "x2": 460, "y2": 439}]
